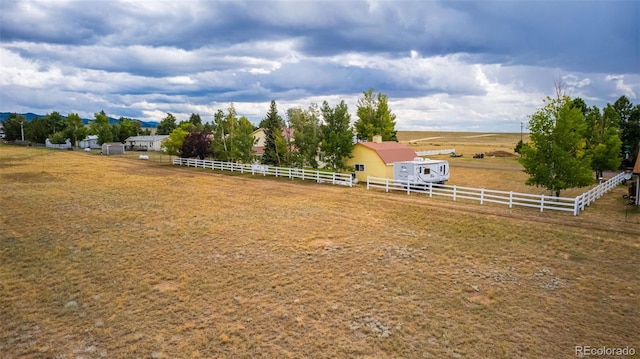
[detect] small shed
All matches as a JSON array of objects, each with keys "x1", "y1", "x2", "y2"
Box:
[{"x1": 102, "y1": 142, "x2": 125, "y2": 155}]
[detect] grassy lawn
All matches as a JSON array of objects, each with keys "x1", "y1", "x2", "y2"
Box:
[{"x1": 1, "y1": 143, "x2": 639, "y2": 358}]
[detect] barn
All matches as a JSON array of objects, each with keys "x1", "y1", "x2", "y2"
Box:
[
  {"x1": 345, "y1": 135, "x2": 417, "y2": 182},
  {"x1": 101, "y1": 142, "x2": 125, "y2": 155}
]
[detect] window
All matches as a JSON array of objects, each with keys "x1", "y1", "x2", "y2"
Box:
[
  {"x1": 423, "y1": 167, "x2": 431, "y2": 175},
  {"x1": 355, "y1": 163, "x2": 365, "y2": 172}
]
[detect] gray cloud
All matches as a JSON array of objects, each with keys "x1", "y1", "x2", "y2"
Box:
[{"x1": 1, "y1": 0, "x2": 638, "y2": 131}]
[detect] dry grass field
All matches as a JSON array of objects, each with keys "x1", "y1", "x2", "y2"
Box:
[{"x1": 1, "y1": 140, "x2": 639, "y2": 358}]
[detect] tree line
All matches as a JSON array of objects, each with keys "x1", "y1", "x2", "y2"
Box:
[
  {"x1": 1, "y1": 110, "x2": 151, "y2": 146},
  {"x1": 157, "y1": 88, "x2": 397, "y2": 170},
  {"x1": 518, "y1": 91, "x2": 640, "y2": 197}
]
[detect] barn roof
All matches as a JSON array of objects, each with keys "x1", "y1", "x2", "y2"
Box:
[{"x1": 356, "y1": 141, "x2": 417, "y2": 165}]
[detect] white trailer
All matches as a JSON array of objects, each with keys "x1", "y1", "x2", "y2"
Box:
[{"x1": 394, "y1": 158, "x2": 450, "y2": 184}]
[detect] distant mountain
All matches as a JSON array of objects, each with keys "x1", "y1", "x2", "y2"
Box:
[{"x1": 0, "y1": 112, "x2": 158, "y2": 128}]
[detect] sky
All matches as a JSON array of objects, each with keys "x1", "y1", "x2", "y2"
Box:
[{"x1": 1, "y1": 0, "x2": 638, "y2": 132}]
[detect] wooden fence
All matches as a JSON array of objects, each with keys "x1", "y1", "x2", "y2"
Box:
[
  {"x1": 172, "y1": 157, "x2": 353, "y2": 187},
  {"x1": 366, "y1": 172, "x2": 626, "y2": 216}
]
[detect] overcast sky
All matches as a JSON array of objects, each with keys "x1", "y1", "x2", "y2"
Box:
[{"x1": 1, "y1": 0, "x2": 638, "y2": 132}]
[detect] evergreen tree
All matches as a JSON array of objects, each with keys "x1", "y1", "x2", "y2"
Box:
[{"x1": 261, "y1": 100, "x2": 284, "y2": 166}]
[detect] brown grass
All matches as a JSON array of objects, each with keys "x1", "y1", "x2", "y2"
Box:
[{"x1": 1, "y1": 143, "x2": 639, "y2": 358}]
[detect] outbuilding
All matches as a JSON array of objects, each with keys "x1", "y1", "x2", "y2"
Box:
[
  {"x1": 631, "y1": 150, "x2": 640, "y2": 206},
  {"x1": 124, "y1": 135, "x2": 168, "y2": 151},
  {"x1": 101, "y1": 142, "x2": 125, "y2": 155},
  {"x1": 345, "y1": 135, "x2": 418, "y2": 182}
]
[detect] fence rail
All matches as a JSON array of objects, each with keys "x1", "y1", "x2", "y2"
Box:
[
  {"x1": 172, "y1": 157, "x2": 353, "y2": 187},
  {"x1": 416, "y1": 149, "x2": 456, "y2": 156},
  {"x1": 367, "y1": 172, "x2": 627, "y2": 215}
]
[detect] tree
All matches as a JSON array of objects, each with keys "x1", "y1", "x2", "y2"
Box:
[
  {"x1": 90, "y1": 110, "x2": 114, "y2": 145},
  {"x1": 288, "y1": 104, "x2": 321, "y2": 168},
  {"x1": 229, "y1": 117, "x2": 256, "y2": 163},
  {"x1": 181, "y1": 130, "x2": 212, "y2": 159},
  {"x1": 44, "y1": 111, "x2": 65, "y2": 135},
  {"x1": 211, "y1": 104, "x2": 256, "y2": 162},
  {"x1": 613, "y1": 96, "x2": 640, "y2": 167},
  {"x1": 519, "y1": 95, "x2": 593, "y2": 197},
  {"x1": 261, "y1": 100, "x2": 285, "y2": 166},
  {"x1": 189, "y1": 113, "x2": 203, "y2": 128},
  {"x1": 354, "y1": 88, "x2": 397, "y2": 142},
  {"x1": 64, "y1": 113, "x2": 88, "y2": 148},
  {"x1": 1, "y1": 113, "x2": 26, "y2": 141},
  {"x1": 157, "y1": 113, "x2": 177, "y2": 135},
  {"x1": 161, "y1": 123, "x2": 191, "y2": 156},
  {"x1": 26, "y1": 117, "x2": 49, "y2": 143},
  {"x1": 584, "y1": 105, "x2": 622, "y2": 180},
  {"x1": 320, "y1": 100, "x2": 354, "y2": 171},
  {"x1": 113, "y1": 117, "x2": 140, "y2": 142}
]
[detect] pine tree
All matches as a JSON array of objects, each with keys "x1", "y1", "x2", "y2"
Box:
[{"x1": 262, "y1": 100, "x2": 284, "y2": 166}]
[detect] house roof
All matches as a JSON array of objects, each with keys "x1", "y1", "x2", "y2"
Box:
[
  {"x1": 356, "y1": 141, "x2": 417, "y2": 165},
  {"x1": 124, "y1": 135, "x2": 168, "y2": 142}
]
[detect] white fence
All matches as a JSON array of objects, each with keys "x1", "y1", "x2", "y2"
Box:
[
  {"x1": 416, "y1": 149, "x2": 456, "y2": 156},
  {"x1": 172, "y1": 157, "x2": 353, "y2": 187},
  {"x1": 367, "y1": 172, "x2": 627, "y2": 216}
]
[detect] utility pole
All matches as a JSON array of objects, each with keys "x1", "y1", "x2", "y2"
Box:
[{"x1": 20, "y1": 120, "x2": 24, "y2": 141}]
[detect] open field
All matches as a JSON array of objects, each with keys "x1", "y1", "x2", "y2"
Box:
[{"x1": 1, "y1": 144, "x2": 639, "y2": 358}]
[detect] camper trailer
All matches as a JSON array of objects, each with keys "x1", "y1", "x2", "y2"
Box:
[{"x1": 394, "y1": 158, "x2": 450, "y2": 184}]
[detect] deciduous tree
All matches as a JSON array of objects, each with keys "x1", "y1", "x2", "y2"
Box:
[
  {"x1": 2, "y1": 113, "x2": 26, "y2": 141},
  {"x1": 157, "y1": 113, "x2": 177, "y2": 135},
  {"x1": 519, "y1": 95, "x2": 593, "y2": 197},
  {"x1": 181, "y1": 130, "x2": 212, "y2": 159},
  {"x1": 355, "y1": 88, "x2": 397, "y2": 142},
  {"x1": 64, "y1": 113, "x2": 88, "y2": 148},
  {"x1": 584, "y1": 105, "x2": 622, "y2": 180},
  {"x1": 288, "y1": 104, "x2": 321, "y2": 168},
  {"x1": 90, "y1": 110, "x2": 115, "y2": 145},
  {"x1": 320, "y1": 100, "x2": 354, "y2": 171}
]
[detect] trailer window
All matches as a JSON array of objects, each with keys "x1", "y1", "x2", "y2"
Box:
[
  {"x1": 355, "y1": 163, "x2": 365, "y2": 172},
  {"x1": 423, "y1": 168, "x2": 431, "y2": 175}
]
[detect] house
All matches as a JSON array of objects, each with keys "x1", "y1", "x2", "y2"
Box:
[
  {"x1": 78, "y1": 135, "x2": 100, "y2": 149},
  {"x1": 345, "y1": 135, "x2": 418, "y2": 182},
  {"x1": 251, "y1": 127, "x2": 294, "y2": 158},
  {"x1": 101, "y1": 142, "x2": 125, "y2": 155},
  {"x1": 124, "y1": 135, "x2": 169, "y2": 151}
]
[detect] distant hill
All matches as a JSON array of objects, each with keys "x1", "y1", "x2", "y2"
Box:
[{"x1": 0, "y1": 112, "x2": 158, "y2": 128}]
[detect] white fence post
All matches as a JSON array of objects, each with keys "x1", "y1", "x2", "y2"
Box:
[
  {"x1": 453, "y1": 185, "x2": 457, "y2": 201},
  {"x1": 540, "y1": 195, "x2": 545, "y2": 212},
  {"x1": 367, "y1": 176, "x2": 370, "y2": 190},
  {"x1": 480, "y1": 188, "x2": 484, "y2": 205}
]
